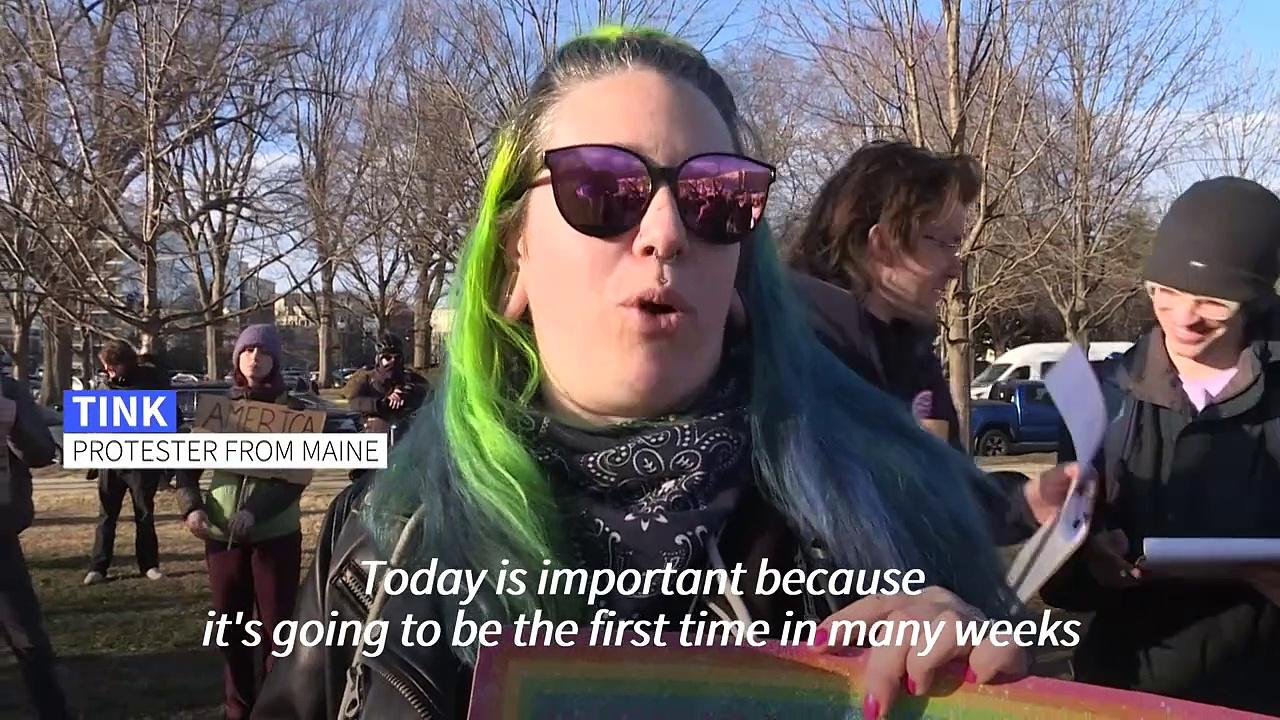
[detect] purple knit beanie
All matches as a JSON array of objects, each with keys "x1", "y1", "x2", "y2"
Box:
[{"x1": 233, "y1": 324, "x2": 283, "y2": 369}]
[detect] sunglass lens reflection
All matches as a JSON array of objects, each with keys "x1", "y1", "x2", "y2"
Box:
[{"x1": 547, "y1": 146, "x2": 652, "y2": 238}]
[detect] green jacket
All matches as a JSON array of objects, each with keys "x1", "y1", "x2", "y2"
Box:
[{"x1": 176, "y1": 388, "x2": 306, "y2": 545}]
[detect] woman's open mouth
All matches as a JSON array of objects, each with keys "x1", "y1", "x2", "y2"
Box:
[{"x1": 622, "y1": 289, "x2": 692, "y2": 336}]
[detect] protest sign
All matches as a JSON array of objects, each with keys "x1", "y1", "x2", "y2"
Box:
[
  {"x1": 467, "y1": 638, "x2": 1270, "y2": 719},
  {"x1": 191, "y1": 395, "x2": 326, "y2": 484}
]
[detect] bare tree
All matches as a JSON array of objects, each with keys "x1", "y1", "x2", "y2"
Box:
[
  {"x1": 1187, "y1": 58, "x2": 1280, "y2": 185},
  {"x1": 0, "y1": 0, "x2": 306, "y2": 371},
  {"x1": 288, "y1": 0, "x2": 390, "y2": 380},
  {"x1": 777, "y1": 0, "x2": 1062, "y2": 447},
  {"x1": 1034, "y1": 0, "x2": 1223, "y2": 344},
  {"x1": 0, "y1": 90, "x2": 52, "y2": 383},
  {"x1": 165, "y1": 71, "x2": 303, "y2": 379}
]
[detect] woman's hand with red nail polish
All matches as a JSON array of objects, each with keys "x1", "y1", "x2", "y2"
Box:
[
  {"x1": 817, "y1": 586, "x2": 1029, "y2": 715},
  {"x1": 863, "y1": 694, "x2": 881, "y2": 720}
]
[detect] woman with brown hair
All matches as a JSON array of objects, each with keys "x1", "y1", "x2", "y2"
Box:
[
  {"x1": 787, "y1": 142, "x2": 1065, "y2": 546},
  {"x1": 789, "y1": 140, "x2": 978, "y2": 450}
]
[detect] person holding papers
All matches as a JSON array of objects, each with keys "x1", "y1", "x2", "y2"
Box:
[
  {"x1": 253, "y1": 27, "x2": 1028, "y2": 720},
  {"x1": 176, "y1": 323, "x2": 306, "y2": 720},
  {"x1": 1037, "y1": 177, "x2": 1280, "y2": 714}
]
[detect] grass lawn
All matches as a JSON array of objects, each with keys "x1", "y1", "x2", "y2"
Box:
[
  {"x1": 2, "y1": 475, "x2": 1084, "y2": 718},
  {"x1": 0, "y1": 486, "x2": 340, "y2": 719}
]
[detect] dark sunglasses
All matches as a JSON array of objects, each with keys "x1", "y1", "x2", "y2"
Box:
[{"x1": 517, "y1": 144, "x2": 776, "y2": 244}]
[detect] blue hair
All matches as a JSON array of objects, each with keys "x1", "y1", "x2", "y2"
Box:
[{"x1": 364, "y1": 27, "x2": 1021, "y2": 667}]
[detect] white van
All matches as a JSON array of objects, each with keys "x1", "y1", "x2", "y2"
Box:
[{"x1": 971, "y1": 341, "x2": 1134, "y2": 399}]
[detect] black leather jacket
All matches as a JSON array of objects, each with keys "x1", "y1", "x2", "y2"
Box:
[
  {"x1": 252, "y1": 275, "x2": 1029, "y2": 719},
  {"x1": 252, "y1": 476, "x2": 847, "y2": 719}
]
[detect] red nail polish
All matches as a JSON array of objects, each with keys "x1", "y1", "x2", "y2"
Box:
[
  {"x1": 863, "y1": 694, "x2": 881, "y2": 720},
  {"x1": 905, "y1": 675, "x2": 918, "y2": 695},
  {"x1": 813, "y1": 627, "x2": 829, "y2": 647},
  {"x1": 964, "y1": 667, "x2": 978, "y2": 684}
]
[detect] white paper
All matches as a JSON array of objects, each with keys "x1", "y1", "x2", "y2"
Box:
[
  {"x1": 1006, "y1": 344, "x2": 1107, "y2": 603},
  {"x1": 1141, "y1": 537, "x2": 1280, "y2": 569}
]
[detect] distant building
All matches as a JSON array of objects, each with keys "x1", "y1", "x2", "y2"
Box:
[{"x1": 238, "y1": 275, "x2": 277, "y2": 325}]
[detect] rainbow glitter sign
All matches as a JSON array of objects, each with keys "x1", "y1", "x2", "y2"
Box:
[{"x1": 468, "y1": 639, "x2": 1269, "y2": 719}]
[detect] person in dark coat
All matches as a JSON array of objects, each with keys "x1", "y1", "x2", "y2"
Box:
[
  {"x1": 0, "y1": 374, "x2": 70, "y2": 718},
  {"x1": 786, "y1": 141, "x2": 1053, "y2": 547},
  {"x1": 83, "y1": 339, "x2": 172, "y2": 585},
  {"x1": 345, "y1": 332, "x2": 430, "y2": 436},
  {"x1": 1036, "y1": 176, "x2": 1280, "y2": 714},
  {"x1": 787, "y1": 141, "x2": 975, "y2": 450},
  {"x1": 250, "y1": 28, "x2": 1029, "y2": 720}
]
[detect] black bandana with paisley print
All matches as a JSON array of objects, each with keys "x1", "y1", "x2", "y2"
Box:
[{"x1": 519, "y1": 331, "x2": 753, "y2": 620}]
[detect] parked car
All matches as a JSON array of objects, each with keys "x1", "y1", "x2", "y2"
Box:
[
  {"x1": 288, "y1": 391, "x2": 363, "y2": 433},
  {"x1": 969, "y1": 380, "x2": 1063, "y2": 457},
  {"x1": 971, "y1": 341, "x2": 1134, "y2": 400},
  {"x1": 332, "y1": 367, "x2": 363, "y2": 388}
]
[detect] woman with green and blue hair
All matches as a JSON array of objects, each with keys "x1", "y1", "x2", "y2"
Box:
[{"x1": 255, "y1": 26, "x2": 1030, "y2": 720}]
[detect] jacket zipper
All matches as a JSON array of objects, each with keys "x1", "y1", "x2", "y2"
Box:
[
  {"x1": 368, "y1": 653, "x2": 440, "y2": 719},
  {"x1": 337, "y1": 565, "x2": 374, "y2": 614}
]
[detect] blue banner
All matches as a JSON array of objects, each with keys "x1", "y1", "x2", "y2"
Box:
[{"x1": 62, "y1": 390, "x2": 179, "y2": 433}]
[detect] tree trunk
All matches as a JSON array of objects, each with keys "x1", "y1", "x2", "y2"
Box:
[
  {"x1": 55, "y1": 318, "x2": 72, "y2": 399},
  {"x1": 40, "y1": 315, "x2": 73, "y2": 406},
  {"x1": 318, "y1": 264, "x2": 335, "y2": 379},
  {"x1": 80, "y1": 325, "x2": 94, "y2": 386},
  {"x1": 205, "y1": 313, "x2": 221, "y2": 380},
  {"x1": 945, "y1": 287, "x2": 972, "y2": 454},
  {"x1": 40, "y1": 318, "x2": 55, "y2": 404},
  {"x1": 413, "y1": 260, "x2": 434, "y2": 369},
  {"x1": 13, "y1": 316, "x2": 30, "y2": 384}
]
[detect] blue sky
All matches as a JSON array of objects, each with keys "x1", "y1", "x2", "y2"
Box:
[{"x1": 1223, "y1": 0, "x2": 1280, "y2": 61}]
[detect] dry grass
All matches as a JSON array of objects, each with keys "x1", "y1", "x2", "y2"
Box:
[{"x1": 0, "y1": 485, "x2": 340, "y2": 719}]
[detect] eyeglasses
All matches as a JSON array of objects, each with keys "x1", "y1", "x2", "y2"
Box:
[
  {"x1": 517, "y1": 144, "x2": 776, "y2": 244},
  {"x1": 1144, "y1": 282, "x2": 1240, "y2": 322},
  {"x1": 922, "y1": 233, "x2": 963, "y2": 256}
]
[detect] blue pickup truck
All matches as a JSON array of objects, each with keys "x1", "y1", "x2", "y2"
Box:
[{"x1": 969, "y1": 380, "x2": 1063, "y2": 456}]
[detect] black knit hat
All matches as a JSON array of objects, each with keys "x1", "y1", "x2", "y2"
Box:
[
  {"x1": 1143, "y1": 176, "x2": 1280, "y2": 303},
  {"x1": 375, "y1": 332, "x2": 403, "y2": 356}
]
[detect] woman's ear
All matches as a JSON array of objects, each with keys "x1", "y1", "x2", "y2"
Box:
[
  {"x1": 867, "y1": 223, "x2": 894, "y2": 264},
  {"x1": 502, "y1": 235, "x2": 529, "y2": 321},
  {"x1": 503, "y1": 271, "x2": 528, "y2": 321}
]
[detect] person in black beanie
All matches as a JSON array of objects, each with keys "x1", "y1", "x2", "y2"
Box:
[
  {"x1": 345, "y1": 332, "x2": 430, "y2": 437},
  {"x1": 1032, "y1": 176, "x2": 1280, "y2": 714}
]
